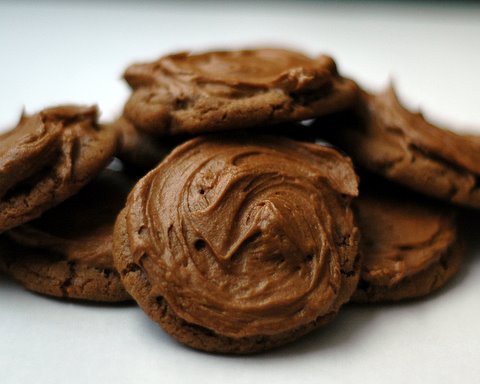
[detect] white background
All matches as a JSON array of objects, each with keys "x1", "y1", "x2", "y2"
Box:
[{"x1": 0, "y1": 1, "x2": 479, "y2": 383}]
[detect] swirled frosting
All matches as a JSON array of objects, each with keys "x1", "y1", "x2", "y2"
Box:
[
  {"x1": 124, "y1": 134, "x2": 359, "y2": 338},
  {"x1": 125, "y1": 49, "x2": 334, "y2": 93}
]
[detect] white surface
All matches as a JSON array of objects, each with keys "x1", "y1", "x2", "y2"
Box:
[{"x1": 1, "y1": 1, "x2": 480, "y2": 383}]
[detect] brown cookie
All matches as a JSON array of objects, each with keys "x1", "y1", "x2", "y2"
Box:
[
  {"x1": 0, "y1": 170, "x2": 133, "y2": 302},
  {"x1": 352, "y1": 179, "x2": 463, "y2": 303},
  {"x1": 122, "y1": 48, "x2": 359, "y2": 136},
  {"x1": 114, "y1": 117, "x2": 185, "y2": 172},
  {"x1": 0, "y1": 106, "x2": 117, "y2": 233},
  {"x1": 320, "y1": 86, "x2": 480, "y2": 208},
  {"x1": 113, "y1": 133, "x2": 360, "y2": 353},
  {"x1": 114, "y1": 117, "x2": 320, "y2": 173}
]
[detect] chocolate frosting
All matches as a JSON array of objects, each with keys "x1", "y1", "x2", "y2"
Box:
[
  {"x1": 8, "y1": 170, "x2": 134, "y2": 269},
  {"x1": 0, "y1": 105, "x2": 118, "y2": 233},
  {"x1": 126, "y1": 49, "x2": 334, "y2": 94},
  {"x1": 321, "y1": 86, "x2": 480, "y2": 207},
  {"x1": 355, "y1": 185, "x2": 456, "y2": 286},
  {"x1": 0, "y1": 106, "x2": 97, "y2": 199},
  {"x1": 0, "y1": 107, "x2": 96, "y2": 199},
  {"x1": 123, "y1": 49, "x2": 358, "y2": 135},
  {"x1": 125, "y1": 134, "x2": 359, "y2": 338},
  {"x1": 367, "y1": 87, "x2": 480, "y2": 175}
]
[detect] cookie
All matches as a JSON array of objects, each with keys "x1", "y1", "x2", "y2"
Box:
[
  {"x1": 114, "y1": 117, "x2": 319, "y2": 173},
  {"x1": 352, "y1": 178, "x2": 462, "y2": 303},
  {"x1": 0, "y1": 106, "x2": 117, "y2": 233},
  {"x1": 122, "y1": 48, "x2": 359, "y2": 136},
  {"x1": 114, "y1": 117, "x2": 185, "y2": 172},
  {"x1": 113, "y1": 133, "x2": 360, "y2": 353},
  {"x1": 320, "y1": 86, "x2": 480, "y2": 208},
  {"x1": 1, "y1": 170, "x2": 133, "y2": 302}
]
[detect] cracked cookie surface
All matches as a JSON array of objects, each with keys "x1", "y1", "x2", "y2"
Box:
[{"x1": 122, "y1": 48, "x2": 358, "y2": 136}]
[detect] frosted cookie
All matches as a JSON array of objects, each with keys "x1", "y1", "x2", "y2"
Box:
[
  {"x1": 123, "y1": 48, "x2": 358, "y2": 135},
  {"x1": 1, "y1": 170, "x2": 133, "y2": 302},
  {"x1": 113, "y1": 133, "x2": 360, "y2": 353},
  {"x1": 114, "y1": 117, "x2": 184, "y2": 171},
  {"x1": 353, "y1": 180, "x2": 462, "y2": 303},
  {"x1": 0, "y1": 106, "x2": 117, "y2": 232},
  {"x1": 320, "y1": 87, "x2": 480, "y2": 208}
]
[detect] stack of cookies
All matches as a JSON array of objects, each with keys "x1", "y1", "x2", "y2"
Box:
[{"x1": 0, "y1": 48, "x2": 476, "y2": 354}]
